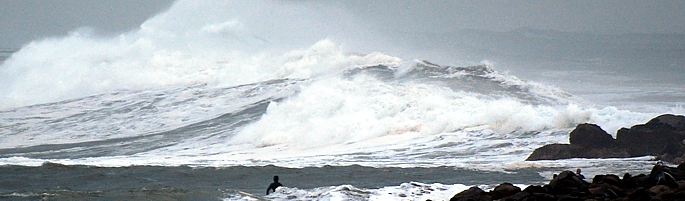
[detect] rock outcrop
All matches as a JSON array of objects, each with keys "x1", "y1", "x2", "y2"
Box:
[
  {"x1": 526, "y1": 144, "x2": 631, "y2": 160},
  {"x1": 569, "y1": 123, "x2": 615, "y2": 148},
  {"x1": 527, "y1": 114, "x2": 685, "y2": 163},
  {"x1": 490, "y1": 182, "x2": 520, "y2": 200},
  {"x1": 451, "y1": 162, "x2": 685, "y2": 201},
  {"x1": 616, "y1": 114, "x2": 685, "y2": 161},
  {"x1": 449, "y1": 186, "x2": 491, "y2": 201}
]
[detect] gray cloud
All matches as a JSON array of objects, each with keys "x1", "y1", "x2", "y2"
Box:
[
  {"x1": 0, "y1": 0, "x2": 174, "y2": 48},
  {"x1": 336, "y1": 0, "x2": 685, "y2": 34},
  {"x1": 2, "y1": 0, "x2": 684, "y2": 49}
]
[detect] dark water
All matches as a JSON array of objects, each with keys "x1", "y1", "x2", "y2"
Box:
[{"x1": 0, "y1": 162, "x2": 550, "y2": 200}]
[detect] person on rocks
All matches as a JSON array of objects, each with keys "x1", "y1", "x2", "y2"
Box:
[
  {"x1": 647, "y1": 161, "x2": 678, "y2": 188},
  {"x1": 576, "y1": 168, "x2": 585, "y2": 179},
  {"x1": 266, "y1": 175, "x2": 283, "y2": 195}
]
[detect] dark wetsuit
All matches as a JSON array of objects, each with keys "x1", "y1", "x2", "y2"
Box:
[{"x1": 266, "y1": 176, "x2": 282, "y2": 195}]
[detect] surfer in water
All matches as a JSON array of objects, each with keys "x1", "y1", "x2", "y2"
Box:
[{"x1": 266, "y1": 175, "x2": 282, "y2": 195}]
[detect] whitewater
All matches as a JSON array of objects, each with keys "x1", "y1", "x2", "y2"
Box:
[{"x1": 1, "y1": 1, "x2": 684, "y2": 200}]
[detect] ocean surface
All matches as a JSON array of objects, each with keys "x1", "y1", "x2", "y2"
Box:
[{"x1": 1, "y1": 1, "x2": 684, "y2": 200}]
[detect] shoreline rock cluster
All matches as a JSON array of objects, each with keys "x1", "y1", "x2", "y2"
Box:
[
  {"x1": 526, "y1": 114, "x2": 685, "y2": 164},
  {"x1": 450, "y1": 162, "x2": 685, "y2": 201},
  {"x1": 450, "y1": 114, "x2": 685, "y2": 200}
]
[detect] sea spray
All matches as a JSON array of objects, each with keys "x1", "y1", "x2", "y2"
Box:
[
  {"x1": 0, "y1": 0, "x2": 385, "y2": 109},
  {"x1": 0, "y1": 0, "x2": 676, "y2": 181}
]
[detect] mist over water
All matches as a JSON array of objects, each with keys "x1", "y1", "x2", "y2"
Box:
[
  {"x1": 2, "y1": 0, "x2": 683, "y2": 111},
  {"x1": 0, "y1": 0, "x2": 386, "y2": 109}
]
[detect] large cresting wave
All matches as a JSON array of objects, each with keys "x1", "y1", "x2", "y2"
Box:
[
  {"x1": 0, "y1": 1, "x2": 664, "y2": 171},
  {"x1": 0, "y1": 0, "x2": 390, "y2": 109}
]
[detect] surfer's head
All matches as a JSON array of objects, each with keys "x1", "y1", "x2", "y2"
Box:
[{"x1": 273, "y1": 175, "x2": 279, "y2": 182}]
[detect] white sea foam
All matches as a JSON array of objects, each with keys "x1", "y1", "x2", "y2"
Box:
[
  {"x1": 220, "y1": 182, "x2": 530, "y2": 201},
  {"x1": 0, "y1": 0, "x2": 394, "y2": 110},
  {"x1": 0, "y1": 36, "x2": 399, "y2": 110},
  {"x1": 0, "y1": 38, "x2": 669, "y2": 172},
  {"x1": 253, "y1": 182, "x2": 475, "y2": 201},
  {"x1": 0, "y1": 0, "x2": 682, "y2": 182},
  {"x1": 0, "y1": 68, "x2": 662, "y2": 171}
]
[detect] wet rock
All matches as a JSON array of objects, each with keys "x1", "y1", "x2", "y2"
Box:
[
  {"x1": 649, "y1": 114, "x2": 685, "y2": 131},
  {"x1": 449, "y1": 186, "x2": 492, "y2": 201},
  {"x1": 646, "y1": 162, "x2": 679, "y2": 189},
  {"x1": 671, "y1": 189, "x2": 685, "y2": 201},
  {"x1": 650, "y1": 185, "x2": 674, "y2": 199},
  {"x1": 451, "y1": 157, "x2": 685, "y2": 200},
  {"x1": 527, "y1": 114, "x2": 685, "y2": 164},
  {"x1": 522, "y1": 185, "x2": 546, "y2": 194},
  {"x1": 627, "y1": 187, "x2": 651, "y2": 201},
  {"x1": 588, "y1": 183, "x2": 622, "y2": 199},
  {"x1": 569, "y1": 123, "x2": 615, "y2": 148},
  {"x1": 615, "y1": 114, "x2": 685, "y2": 162},
  {"x1": 591, "y1": 174, "x2": 622, "y2": 187},
  {"x1": 616, "y1": 116, "x2": 685, "y2": 157},
  {"x1": 490, "y1": 182, "x2": 520, "y2": 200},
  {"x1": 499, "y1": 191, "x2": 533, "y2": 201},
  {"x1": 531, "y1": 192, "x2": 556, "y2": 201},
  {"x1": 548, "y1": 170, "x2": 589, "y2": 194},
  {"x1": 525, "y1": 144, "x2": 630, "y2": 160}
]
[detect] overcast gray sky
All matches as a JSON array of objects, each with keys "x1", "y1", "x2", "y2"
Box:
[
  {"x1": 341, "y1": 0, "x2": 685, "y2": 34},
  {"x1": 0, "y1": 0, "x2": 174, "y2": 48},
  {"x1": 2, "y1": 0, "x2": 684, "y2": 48}
]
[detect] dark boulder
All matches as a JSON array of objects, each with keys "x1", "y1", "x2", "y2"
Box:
[
  {"x1": 624, "y1": 173, "x2": 650, "y2": 189},
  {"x1": 447, "y1": 163, "x2": 685, "y2": 201},
  {"x1": 498, "y1": 191, "x2": 534, "y2": 201},
  {"x1": 450, "y1": 186, "x2": 492, "y2": 201},
  {"x1": 526, "y1": 144, "x2": 630, "y2": 160},
  {"x1": 569, "y1": 123, "x2": 615, "y2": 148},
  {"x1": 599, "y1": 174, "x2": 622, "y2": 187},
  {"x1": 649, "y1": 185, "x2": 675, "y2": 199},
  {"x1": 526, "y1": 144, "x2": 576, "y2": 160},
  {"x1": 491, "y1": 182, "x2": 521, "y2": 200},
  {"x1": 648, "y1": 114, "x2": 685, "y2": 131},
  {"x1": 530, "y1": 192, "x2": 556, "y2": 201},
  {"x1": 616, "y1": 115, "x2": 685, "y2": 159},
  {"x1": 522, "y1": 185, "x2": 547, "y2": 194},
  {"x1": 548, "y1": 170, "x2": 589, "y2": 194},
  {"x1": 588, "y1": 183, "x2": 622, "y2": 199},
  {"x1": 646, "y1": 162, "x2": 679, "y2": 189},
  {"x1": 527, "y1": 114, "x2": 685, "y2": 164},
  {"x1": 627, "y1": 187, "x2": 651, "y2": 201}
]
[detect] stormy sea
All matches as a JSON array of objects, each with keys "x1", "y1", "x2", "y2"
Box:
[{"x1": 1, "y1": 1, "x2": 684, "y2": 200}]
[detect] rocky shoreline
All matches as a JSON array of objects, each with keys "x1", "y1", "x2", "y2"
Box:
[
  {"x1": 450, "y1": 162, "x2": 685, "y2": 200},
  {"x1": 450, "y1": 114, "x2": 685, "y2": 200},
  {"x1": 527, "y1": 114, "x2": 685, "y2": 164}
]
